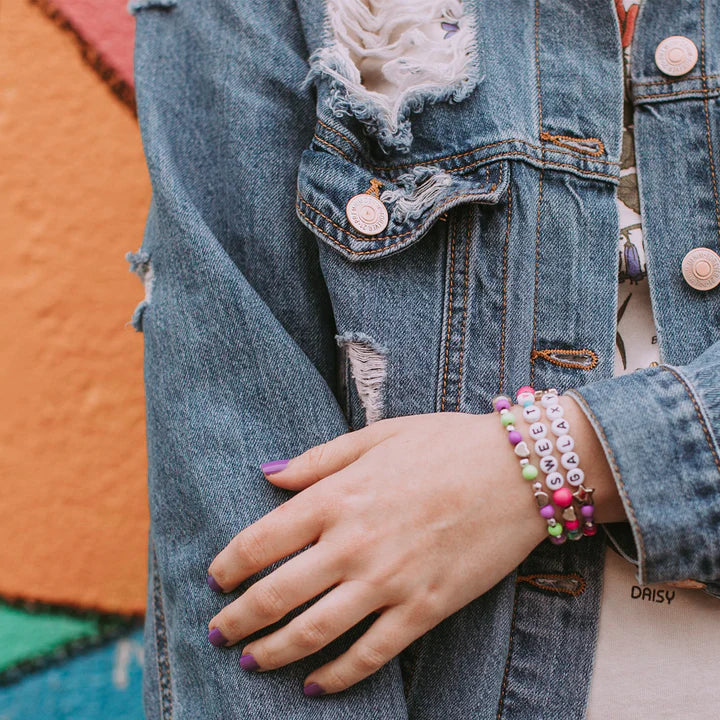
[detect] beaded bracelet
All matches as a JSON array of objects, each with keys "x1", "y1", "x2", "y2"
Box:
[
  {"x1": 517, "y1": 387, "x2": 597, "y2": 542},
  {"x1": 493, "y1": 391, "x2": 566, "y2": 542}
]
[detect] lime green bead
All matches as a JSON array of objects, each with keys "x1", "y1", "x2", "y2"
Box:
[
  {"x1": 501, "y1": 412, "x2": 515, "y2": 427},
  {"x1": 521, "y1": 464, "x2": 538, "y2": 481},
  {"x1": 547, "y1": 523, "x2": 563, "y2": 537}
]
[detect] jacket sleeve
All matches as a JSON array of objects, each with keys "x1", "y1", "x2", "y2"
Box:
[
  {"x1": 565, "y1": 339, "x2": 720, "y2": 598},
  {"x1": 128, "y1": 1, "x2": 408, "y2": 716}
]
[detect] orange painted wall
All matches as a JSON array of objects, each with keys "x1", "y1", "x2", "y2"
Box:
[{"x1": 0, "y1": 0, "x2": 150, "y2": 615}]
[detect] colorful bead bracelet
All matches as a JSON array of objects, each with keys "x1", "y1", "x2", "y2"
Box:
[{"x1": 493, "y1": 386, "x2": 597, "y2": 545}]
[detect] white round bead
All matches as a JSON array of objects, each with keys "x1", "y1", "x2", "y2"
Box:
[
  {"x1": 528, "y1": 422, "x2": 547, "y2": 439},
  {"x1": 551, "y1": 418, "x2": 570, "y2": 436},
  {"x1": 522, "y1": 405, "x2": 542, "y2": 423},
  {"x1": 517, "y1": 391, "x2": 535, "y2": 405},
  {"x1": 566, "y1": 468, "x2": 585, "y2": 486},
  {"x1": 545, "y1": 404, "x2": 564, "y2": 420},
  {"x1": 561, "y1": 451, "x2": 580, "y2": 469},
  {"x1": 556, "y1": 434, "x2": 575, "y2": 453},
  {"x1": 534, "y1": 438, "x2": 554, "y2": 457},
  {"x1": 540, "y1": 455, "x2": 559, "y2": 474},
  {"x1": 540, "y1": 392, "x2": 558, "y2": 408},
  {"x1": 545, "y1": 472, "x2": 565, "y2": 490}
]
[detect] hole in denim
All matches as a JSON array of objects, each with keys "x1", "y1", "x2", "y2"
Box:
[
  {"x1": 336, "y1": 332, "x2": 388, "y2": 424},
  {"x1": 380, "y1": 165, "x2": 454, "y2": 222},
  {"x1": 305, "y1": 0, "x2": 480, "y2": 153},
  {"x1": 125, "y1": 250, "x2": 154, "y2": 332}
]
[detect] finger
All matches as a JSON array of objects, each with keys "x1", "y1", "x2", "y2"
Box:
[
  {"x1": 208, "y1": 542, "x2": 343, "y2": 647},
  {"x1": 208, "y1": 492, "x2": 322, "y2": 592},
  {"x1": 302, "y1": 604, "x2": 428, "y2": 696},
  {"x1": 261, "y1": 421, "x2": 394, "y2": 490},
  {"x1": 239, "y1": 580, "x2": 381, "y2": 672}
]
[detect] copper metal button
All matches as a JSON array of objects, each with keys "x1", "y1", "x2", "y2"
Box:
[
  {"x1": 345, "y1": 193, "x2": 389, "y2": 235},
  {"x1": 681, "y1": 247, "x2": 720, "y2": 290},
  {"x1": 655, "y1": 36, "x2": 698, "y2": 76}
]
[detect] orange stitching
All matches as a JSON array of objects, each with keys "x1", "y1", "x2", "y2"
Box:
[
  {"x1": 496, "y1": 574, "x2": 520, "y2": 719},
  {"x1": 316, "y1": 117, "x2": 360, "y2": 153},
  {"x1": 516, "y1": 572, "x2": 587, "y2": 596},
  {"x1": 440, "y1": 215, "x2": 458, "y2": 412},
  {"x1": 661, "y1": 366, "x2": 720, "y2": 473},
  {"x1": 634, "y1": 72, "x2": 720, "y2": 87},
  {"x1": 365, "y1": 178, "x2": 383, "y2": 197},
  {"x1": 498, "y1": 183, "x2": 513, "y2": 395},
  {"x1": 564, "y1": 389, "x2": 648, "y2": 576},
  {"x1": 312, "y1": 134, "x2": 352, "y2": 162},
  {"x1": 700, "y1": 0, "x2": 720, "y2": 244},
  {"x1": 634, "y1": 87, "x2": 720, "y2": 101},
  {"x1": 531, "y1": 348, "x2": 599, "y2": 370},
  {"x1": 540, "y1": 131, "x2": 605, "y2": 157},
  {"x1": 456, "y1": 208, "x2": 472, "y2": 409}
]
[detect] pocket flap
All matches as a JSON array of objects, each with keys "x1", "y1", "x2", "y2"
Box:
[{"x1": 295, "y1": 147, "x2": 509, "y2": 262}]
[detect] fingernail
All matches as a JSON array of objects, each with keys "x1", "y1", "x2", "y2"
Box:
[
  {"x1": 261, "y1": 459, "x2": 289, "y2": 475},
  {"x1": 303, "y1": 682, "x2": 325, "y2": 697},
  {"x1": 208, "y1": 628, "x2": 228, "y2": 647},
  {"x1": 207, "y1": 574, "x2": 223, "y2": 593},
  {"x1": 240, "y1": 654, "x2": 260, "y2": 671}
]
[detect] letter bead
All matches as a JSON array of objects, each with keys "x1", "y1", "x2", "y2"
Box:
[
  {"x1": 556, "y1": 434, "x2": 575, "y2": 453},
  {"x1": 522, "y1": 405, "x2": 542, "y2": 422},
  {"x1": 546, "y1": 404, "x2": 564, "y2": 419},
  {"x1": 540, "y1": 391, "x2": 559, "y2": 408},
  {"x1": 561, "y1": 451, "x2": 580, "y2": 469},
  {"x1": 540, "y1": 455, "x2": 559, "y2": 474},
  {"x1": 534, "y1": 438, "x2": 554, "y2": 457},
  {"x1": 566, "y1": 468, "x2": 585, "y2": 486},
  {"x1": 529, "y1": 422, "x2": 548, "y2": 439},
  {"x1": 545, "y1": 472, "x2": 565, "y2": 490},
  {"x1": 551, "y1": 418, "x2": 570, "y2": 436}
]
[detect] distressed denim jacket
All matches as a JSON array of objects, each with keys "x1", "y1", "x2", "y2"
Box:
[{"x1": 127, "y1": 0, "x2": 720, "y2": 718}]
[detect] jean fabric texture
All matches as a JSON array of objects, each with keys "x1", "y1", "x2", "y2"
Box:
[{"x1": 126, "y1": 0, "x2": 720, "y2": 717}]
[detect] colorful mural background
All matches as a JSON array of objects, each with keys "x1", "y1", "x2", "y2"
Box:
[{"x1": 1, "y1": 0, "x2": 149, "y2": 716}]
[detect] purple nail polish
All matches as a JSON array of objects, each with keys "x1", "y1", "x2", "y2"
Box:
[
  {"x1": 208, "y1": 628, "x2": 228, "y2": 647},
  {"x1": 207, "y1": 574, "x2": 223, "y2": 593},
  {"x1": 261, "y1": 459, "x2": 289, "y2": 475},
  {"x1": 240, "y1": 654, "x2": 260, "y2": 671},
  {"x1": 303, "y1": 682, "x2": 325, "y2": 697}
]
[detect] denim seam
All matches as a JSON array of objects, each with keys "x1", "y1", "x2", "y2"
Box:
[
  {"x1": 634, "y1": 87, "x2": 720, "y2": 101},
  {"x1": 661, "y1": 365, "x2": 720, "y2": 472},
  {"x1": 455, "y1": 208, "x2": 473, "y2": 409},
  {"x1": 440, "y1": 214, "x2": 459, "y2": 412},
  {"x1": 529, "y1": 0, "x2": 543, "y2": 389},
  {"x1": 496, "y1": 575, "x2": 520, "y2": 719},
  {"x1": 151, "y1": 542, "x2": 173, "y2": 719},
  {"x1": 498, "y1": 182, "x2": 513, "y2": 395},
  {"x1": 634, "y1": 73, "x2": 720, "y2": 87},
  {"x1": 316, "y1": 127, "x2": 620, "y2": 170},
  {"x1": 700, "y1": 0, "x2": 720, "y2": 244},
  {"x1": 313, "y1": 133, "x2": 352, "y2": 162},
  {"x1": 563, "y1": 388, "x2": 648, "y2": 582},
  {"x1": 539, "y1": 131, "x2": 605, "y2": 157}
]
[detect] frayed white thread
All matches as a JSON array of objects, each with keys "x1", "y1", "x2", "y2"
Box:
[
  {"x1": 379, "y1": 165, "x2": 454, "y2": 222},
  {"x1": 337, "y1": 333, "x2": 388, "y2": 424},
  {"x1": 305, "y1": 0, "x2": 479, "y2": 152}
]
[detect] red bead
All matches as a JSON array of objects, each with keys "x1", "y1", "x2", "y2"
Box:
[
  {"x1": 553, "y1": 487, "x2": 573, "y2": 508},
  {"x1": 564, "y1": 519, "x2": 580, "y2": 530},
  {"x1": 517, "y1": 385, "x2": 534, "y2": 397},
  {"x1": 583, "y1": 523, "x2": 598, "y2": 536}
]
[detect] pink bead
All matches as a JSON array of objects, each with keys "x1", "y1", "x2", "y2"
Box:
[
  {"x1": 564, "y1": 519, "x2": 580, "y2": 531},
  {"x1": 507, "y1": 430, "x2": 523, "y2": 445},
  {"x1": 581, "y1": 504, "x2": 595, "y2": 518},
  {"x1": 583, "y1": 523, "x2": 598, "y2": 536},
  {"x1": 553, "y1": 487, "x2": 573, "y2": 508},
  {"x1": 516, "y1": 386, "x2": 534, "y2": 397},
  {"x1": 549, "y1": 533, "x2": 567, "y2": 545},
  {"x1": 494, "y1": 397, "x2": 511, "y2": 412},
  {"x1": 539, "y1": 504, "x2": 555, "y2": 519}
]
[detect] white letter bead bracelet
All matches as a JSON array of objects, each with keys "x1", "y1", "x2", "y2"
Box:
[{"x1": 493, "y1": 387, "x2": 597, "y2": 545}]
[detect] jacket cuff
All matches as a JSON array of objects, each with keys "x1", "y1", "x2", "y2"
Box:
[{"x1": 564, "y1": 353, "x2": 720, "y2": 589}]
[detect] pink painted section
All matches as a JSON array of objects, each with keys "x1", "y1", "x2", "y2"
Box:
[{"x1": 51, "y1": 0, "x2": 135, "y2": 87}]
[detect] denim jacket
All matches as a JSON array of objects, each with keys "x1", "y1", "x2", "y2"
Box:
[{"x1": 127, "y1": 0, "x2": 720, "y2": 718}]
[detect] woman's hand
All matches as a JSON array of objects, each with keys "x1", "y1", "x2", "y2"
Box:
[{"x1": 206, "y1": 396, "x2": 623, "y2": 696}]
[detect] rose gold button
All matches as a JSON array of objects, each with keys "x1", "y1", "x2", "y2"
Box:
[
  {"x1": 345, "y1": 193, "x2": 389, "y2": 235},
  {"x1": 655, "y1": 36, "x2": 698, "y2": 76},
  {"x1": 682, "y1": 247, "x2": 720, "y2": 290}
]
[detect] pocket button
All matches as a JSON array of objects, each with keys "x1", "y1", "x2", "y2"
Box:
[
  {"x1": 682, "y1": 247, "x2": 720, "y2": 290},
  {"x1": 345, "y1": 194, "x2": 389, "y2": 235},
  {"x1": 654, "y1": 36, "x2": 698, "y2": 76}
]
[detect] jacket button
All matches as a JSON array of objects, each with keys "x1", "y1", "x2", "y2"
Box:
[
  {"x1": 655, "y1": 36, "x2": 698, "y2": 76},
  {"x1": 345, "y1": 193, "x2": 389, "y2": 235},
  {"x1": 681, "y1": 247, "x2": 720, "y2": 290}
]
